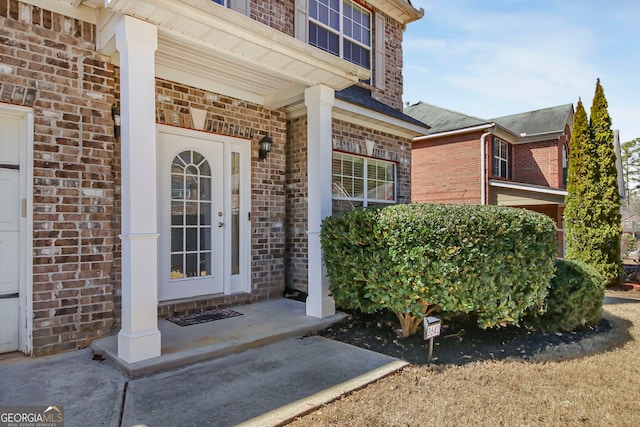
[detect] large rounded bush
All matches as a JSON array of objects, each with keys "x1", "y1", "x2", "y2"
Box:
[
  {"x1": 526, "y1": 259, "x2": 604, "y2": 332},
  {"x1": 321, "y1": 203, "x2": 558, "y2": 335}
]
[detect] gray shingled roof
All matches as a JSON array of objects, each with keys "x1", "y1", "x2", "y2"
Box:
[
  {"x1": 403, "y1": 102, "x2": 489, "y2": 133},
  {"x1": 404, "y1": 101, "x2": 573, "y2": 138},
  {"x1": 491, "y1": 104, "x2": 574, "y2": 136},
  {"x1": 336, "y1": 86, "x2": 430, "y2": 129}
]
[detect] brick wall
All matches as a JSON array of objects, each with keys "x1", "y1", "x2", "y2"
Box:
[
  {"x1": 285, "y1": 116, "x2": 412, "y2": 293},
  {"x1": 1, "y1": 2, "x2": 118, "y2": 355},
  {"x1": 412, "y1": 132, "x2": 483, "y2": 204},
  {"x1": 251, "y1": 0, "x2": 294, "y2": 36},
  {"x1": 371, "y1": 11, "x2": 405, "y2": 111},
  {"x1": 512, "y1": 139, "x2": 561, "y2": 188},
  {"x1": 511, "y1": 125, "x2": 570, "y2": 189},
  {"x1": 285, "y1": 116, "x2": 308, "y2": 292}
]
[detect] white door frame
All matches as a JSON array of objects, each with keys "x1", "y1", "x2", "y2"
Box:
[
  {"x1": 157, "y1": 125, "x2": 251, "y2": 301},
  {"x1": 0, "y1": 103, "x2": 34, "y2": 354}
]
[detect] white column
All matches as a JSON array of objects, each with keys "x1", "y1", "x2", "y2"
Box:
[
  {"x1": 115, "y1": 16, "x2": 161, "y2": 363},
  {"x1": 305, "y1": 85, "x2": 336, "y2": 318}
]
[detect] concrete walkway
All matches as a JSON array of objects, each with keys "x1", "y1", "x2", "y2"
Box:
[
  {"x1": 91, "y1": 298, "x2": 351, "y2": 377},
  {"x1": 0, "y1": 299, "x2": 408, "y2": 427}
]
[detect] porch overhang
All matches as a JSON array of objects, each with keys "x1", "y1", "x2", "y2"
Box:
[
  {"x1": 96, "y1": 0, "x2": 370, "y2": 109},
  {"x1": 490, "y1": 180, "x2": 567, "y2": 206}
]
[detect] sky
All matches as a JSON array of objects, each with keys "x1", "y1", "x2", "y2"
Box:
[{"x1": 402, "y1": 0, "x2": 640, "y2": 142}]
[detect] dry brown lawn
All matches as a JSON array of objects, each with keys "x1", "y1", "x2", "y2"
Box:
[{"x1": 287, "y1": 292, "x2": 640, "y2": 426}]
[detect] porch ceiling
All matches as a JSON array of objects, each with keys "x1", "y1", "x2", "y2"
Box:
[{"x1": 96, "y1": 0, "x2": 370, "y2": 109}]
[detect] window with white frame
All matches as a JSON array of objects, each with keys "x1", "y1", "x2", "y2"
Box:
[
  {"x1": 492, "y1": 137, "x2": 509, "y2": 179},
  {"x1": 308, "y1": 0, "x2": 371, "y2": 69},
  {"x1": 332, "y1": 152, "x2": 396, "y2": 213},
  {"x1": 562, "y1": 143, "x2": 568, "y2": 186}
]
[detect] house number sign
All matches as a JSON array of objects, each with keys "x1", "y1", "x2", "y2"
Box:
[
  {"x1": 423, "y1": 316, "x2": 441, "y2": 365},
  {"x1": 424, "y1": 316, "x2": 441, "y2": 340}
]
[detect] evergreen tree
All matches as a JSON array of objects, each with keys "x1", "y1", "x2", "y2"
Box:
[
  {"x1": 589, "y1": 79, "x2": 622, "y2": 284},
  {"x1": 565, "y1": 80, "x2": 622, "y2": 286},
  {"x1": 565, "y1": 99, "x2": 593, "y2": 262}
]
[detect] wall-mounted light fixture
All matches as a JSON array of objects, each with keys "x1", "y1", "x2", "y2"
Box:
[
  {"x1": 259, "y1": 134, "x2": 273, "y2": 160},
  {"x1": 111, "y1": 104, "x2": 121, "y2": 138}
]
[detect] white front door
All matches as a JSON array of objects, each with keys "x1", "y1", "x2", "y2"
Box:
[
  {"x1": 158, "y1": 129, "x2": 225, "y2": 301},
  {"x1": 0, "y1": 113, "x2": 23, "y2": 353}
]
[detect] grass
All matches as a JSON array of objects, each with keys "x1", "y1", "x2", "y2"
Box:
[{"x1": 286, "y1": 291, "x2": 640, "y2": 426}]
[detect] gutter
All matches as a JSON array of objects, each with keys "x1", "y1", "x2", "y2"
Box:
[
  {"x1": 413, "y1": 123, "x2": 494, "y2": 142},
  {"x1": 480, "y1": 124, "x2": 497, "y2": 205},
  {"x1": 515, "y1": 129, "x2": 565, "y2": 144}
]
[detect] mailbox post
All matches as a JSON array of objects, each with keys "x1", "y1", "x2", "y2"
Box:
[{"x1": 423, "y1": 316, "x2": 441, "y2": 365}]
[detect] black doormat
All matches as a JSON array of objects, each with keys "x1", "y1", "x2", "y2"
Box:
[{"x1": 167, "y1": 308, "x2": 243, "y2": 327}]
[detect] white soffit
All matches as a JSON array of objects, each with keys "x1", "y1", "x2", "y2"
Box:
[
  {"x1": 98, "y1": 0, "x2": 370, "y2": 108},
  {"x1": 365, "y1": 0, "x2": 424, "y2": 24}
]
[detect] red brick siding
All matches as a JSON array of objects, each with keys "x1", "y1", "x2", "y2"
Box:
[
  {"x1": 512, "y1": 139, "x2": 561, "y2": 188},
  {"x1": 250, "y1": 0, "x2": 295, "y2": 36},
  {"x1": 285, "y1": 116, "x2": 308, "y2": 292},
  {"x1": 511, "y1": 125, "x2": 571, "y2": 189},
  {"x1": 412, "y1": 133, "x2": 483, "y2": 204},
  {"x1": 1, "y1": 2, "x2": 117, "y2": 355},
  {"x1": 371, "y1": 11, "x2": 404, "y2": 111}
]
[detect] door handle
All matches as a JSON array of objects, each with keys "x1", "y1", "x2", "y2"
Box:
[{"x1": 217, "y1": 222, "x2": 224, "y2": 228}]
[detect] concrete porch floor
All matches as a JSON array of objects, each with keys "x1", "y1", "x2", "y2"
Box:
[{"x1": 91, "y1": 298, "x2": 349, "y2": 378}]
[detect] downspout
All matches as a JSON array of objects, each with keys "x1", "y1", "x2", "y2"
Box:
[{"x1": 480, "y1": 124, "x2": 497, "y2": 205}]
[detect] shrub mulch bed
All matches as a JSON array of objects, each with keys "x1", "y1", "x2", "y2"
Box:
[{"x1": 309, "y1": 308, "x2": 612, "y2": 366}]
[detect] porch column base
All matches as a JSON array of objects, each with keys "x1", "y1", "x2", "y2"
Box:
[
  {"x1": 118, "y1": 328, "x2": 161, "y2": 364},
  {"x1": 306, "y1": 295, "x2": 336, "y2": 318}
]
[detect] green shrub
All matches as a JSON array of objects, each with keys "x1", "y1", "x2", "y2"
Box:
[
  {"x1": 318, "y1": 207, "x2": 383, "y2": 314},
  {"x1": 321, "y1": 203, "x2": 558, "y2": 336},
  {"x1": 526, "y1": 259, "x2": 604, "y2": 332}
]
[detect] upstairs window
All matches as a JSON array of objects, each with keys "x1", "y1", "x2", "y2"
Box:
[
  {"x1": 309, "y1": 0, "x2": 371, "y2": 69},
  {"x1": 492, "y1": 137, "x2": 509, "y2": 179},
  {"x1": 562, "y1": 143, "x2": 568, "y2": 186}
]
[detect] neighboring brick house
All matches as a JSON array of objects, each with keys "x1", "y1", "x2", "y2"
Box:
[
  {"x1": 0, "y1": 0, "x2": 428, "y2": 361},
  {"x1": 405, "y1": 102, "x2": 574, "y2": 256}
]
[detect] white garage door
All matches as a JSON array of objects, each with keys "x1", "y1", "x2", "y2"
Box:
[{"x1": 0, "y1": 113, "x2": 22, "y2": 353}]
